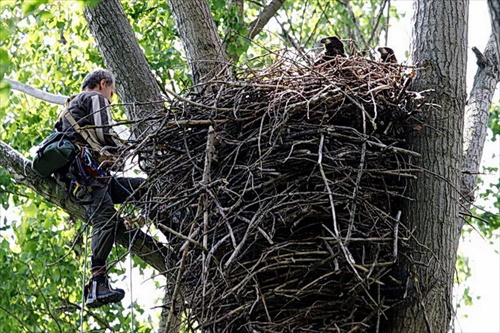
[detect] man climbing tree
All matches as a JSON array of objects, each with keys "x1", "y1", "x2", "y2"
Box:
[{"x1": 55, "y1": 69, "x2": 146, "y2": 308}]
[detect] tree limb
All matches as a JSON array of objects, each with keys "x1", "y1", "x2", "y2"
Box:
[
  {"x1": 0, "y1": 140, "x2": 171, "y2": 273},
  {"x1": 167, "y1": 0, "x2": 231, "y2": 88},
  {"x1": 487, "y1": 0, "x2": 500, "y2": 67},
  {"x1": 462, "y1": 34, "x2": 500, "y2": 202},
  {"x1": 4, "y1": 78, "x2": 67, "y2": 105},
  {"x1": 247, "y1": 0, "x2": 286, "y2": 40}
]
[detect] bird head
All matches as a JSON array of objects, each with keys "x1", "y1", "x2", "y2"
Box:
[
  {"x1": 377, "y1": 47, "x2": 397, "y2": 63},
  {"x1": 321, "y1": 36, "x2": 340, "y2": 45},
  {"x1": 377, "y1": 47, "x2": 393, "y2": 56}
]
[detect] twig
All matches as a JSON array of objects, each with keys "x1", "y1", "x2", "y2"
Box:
[
  {"x1": 201, "y1": 126, "x2": 215, "y2": 311},
  {"x1": 318, "y1": 134, "x2": 363, "y2": 282},
  {"x1": 393, "y1": 211, "x2": 401, "y2": 260}
]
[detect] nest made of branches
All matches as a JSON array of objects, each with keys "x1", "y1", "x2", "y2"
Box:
[{"x1": 137, "y1": 53, "x2": 422, "y2": 332}]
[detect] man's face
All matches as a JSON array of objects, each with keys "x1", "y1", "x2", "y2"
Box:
[{"x1": 99, "y1": 79, "x2": 116, "y2": 102}]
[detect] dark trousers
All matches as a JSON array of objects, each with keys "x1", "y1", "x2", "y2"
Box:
[{"x1": 85, "y1": 177, "x2": 145, "y2": 268}]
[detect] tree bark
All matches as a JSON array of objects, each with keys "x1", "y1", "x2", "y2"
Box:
[
  {"x1": 462, "y1": 35, "x2": 500, "y2": 201},
  {"x1": 84, "y1": 0, "x2": 165, "y2": 137},
  {"x1": 487, "y1": 0, "x2": 500, "y2": 66},
  {"x1": 388, "y1": 1, "x2": 469, "y2": 332},
  {"x1": 0, "y1": 140, "x2": 171, "y2": 273},
  {"x1": 167, "y1": 0, "x2": 231, "y2": 88}
]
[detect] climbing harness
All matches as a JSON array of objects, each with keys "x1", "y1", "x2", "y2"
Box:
[
  {"x1": 74, "y1": 147, "x2": 109, "y2": 184},
  {"x1": 63, "y1": 147, "x2": 110, "y2": 204}
]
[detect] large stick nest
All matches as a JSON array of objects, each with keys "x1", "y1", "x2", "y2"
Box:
[{"x1": 139, "y1": 54, "x2": 422, "y2": 332}]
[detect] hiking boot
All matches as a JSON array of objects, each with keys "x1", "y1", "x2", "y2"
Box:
[{"x1": 84, "y1": 275, "x2": 125, "y2": 308}]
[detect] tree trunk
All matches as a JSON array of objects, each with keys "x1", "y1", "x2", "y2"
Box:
[
  {"x1": 84, "y1": 0, "x2": 164, "y2": 137},
  {"x1": 388, "y1": 1, "x2": 469, "y2": 332},
  {"x1": 167, "y1": 0, "x2": 231, "y2": 88}
]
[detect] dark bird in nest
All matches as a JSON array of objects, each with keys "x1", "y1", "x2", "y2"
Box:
[
  {"x1": 377, "y1": 47, "x2": 398, "y2": 63},
  {"x1": 321, "y1": 36, "x2": 346, "y2": 58},
  {"x1": 315, "y1": 36, "x2": 346, "y2": 66}
]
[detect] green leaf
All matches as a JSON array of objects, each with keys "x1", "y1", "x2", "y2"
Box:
[
  {"x1": 488, "y1": 104, "x2": 500, "y2": 141},
  {"x1": 0, "y1": 49, "x2": 12, "y2": 77},
  {"x1": 42, "y1": 217, "x2": 52, "y2": 230},
  {"x1": 0, "y1": 80, "x2": 11, "y2": 109},
  {"x1": 0, "y1": 26, "x2": 9, "y2": 40},
  {"x1": 83, "y1": 0, "x2": 103, "y2": 9},
  {"x1": 36, "y1": 10, "x2": 54, "y2": 21},
  {"x1": 21, "y1": 0, "x2": 49, "y2": 14},
  {"x1": 24, "y1": 202, "x2": 38, "y2": 219}
]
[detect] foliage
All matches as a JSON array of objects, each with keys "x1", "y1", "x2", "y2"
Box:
[
  {"x1": 489, "y1": 103, "x2": 500, "y2": 142},
  {"x1": 120, "y1": 1, "x2": 191, "y2": 91},
  {"x1": 470, "y1": 102, "x2": 500, "y2": 238},
  {"x1": 0, "y1": 1, "x2": 155, "y2": 331},
  {"x1": 454, "y1": 101, "x2": 500, "y2": 316}
]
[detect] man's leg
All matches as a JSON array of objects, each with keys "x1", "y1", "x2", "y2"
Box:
[
  {"x1": 88, "y1": 182, "x2": 118, "y2": 269},
  {"x1": 85, "y1": 181, "x2": 124, "y2": 308},
  {"x1": 110, "y1": 177, "x2": 147, "y2": 229},
  {"x1": 109, "y1": 177, "x2": 146, "y2": 204}
]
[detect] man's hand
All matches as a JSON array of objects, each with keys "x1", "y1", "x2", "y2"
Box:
[{"x1": 123, "y1": 215, "x2": 146, "y2": 230}]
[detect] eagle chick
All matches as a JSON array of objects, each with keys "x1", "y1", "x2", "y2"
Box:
[
  {"x1": 321, "y1": 36, "x2": 346, "y2": 58},
  {"x1": 377, "y1": 47, "x2": 397, "y2": 63}
]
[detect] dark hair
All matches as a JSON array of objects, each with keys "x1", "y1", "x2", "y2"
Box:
[{"x1": 81, "y1": 69, "x2": 115, "y2": 91}]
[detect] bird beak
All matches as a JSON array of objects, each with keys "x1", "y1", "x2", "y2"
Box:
[{"x1": 320, "y1": 38, "x2": 330, "y2": 45}]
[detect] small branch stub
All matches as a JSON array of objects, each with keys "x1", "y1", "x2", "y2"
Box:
[{"x1": 472, "y1": 46, "x2": 488, "y2": 69}]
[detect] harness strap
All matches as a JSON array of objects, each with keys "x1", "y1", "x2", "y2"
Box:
[{"x1": 63, "y1": 110, "x2": 114, "y2": 157}]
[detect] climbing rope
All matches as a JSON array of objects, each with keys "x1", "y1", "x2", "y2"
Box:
[
  {"x1": 80, "y1": 225, "x2": 89, "y2": 333},
  {"x1": 116, "y1": 178, "x2": 138, "y2": 333},
  {"x1": 129, "y1": 231, "x2": 135, "y2": 333}
]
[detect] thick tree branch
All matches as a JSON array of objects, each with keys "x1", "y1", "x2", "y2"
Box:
[
  {"x1": 462, "y1": 35, "x2": 500, "y2": 201},
  {"x1": 388, "y1": 1, "x2": 469, "y2": 331},
  {"x1": 0, "y1": 140, "x2": 170, "y2": 273},
  {"x1": 4, "y1": 78, "x2": 67, "y2": 105},
  {"x1": 167, "y1": 0, "x2": 231, "y2": 88},
  {"x1": 487, "y1": 0, "x2": 500, "y2": 67},
  {"x1": 247, "y1": 0, "x2": 286, "y2": 40}
]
